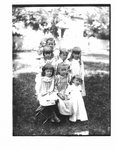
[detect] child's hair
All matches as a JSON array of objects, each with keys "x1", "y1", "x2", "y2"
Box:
[
  {"x1": 70, "y1": 75, "x2": 82, "y2": 85},
  {"x1": 39, "y1": 38, "x2": 47, "y2": 48},
  {"x1": 68, "y1": 47, "x2": 82, "y2": 65},
  {"x1": 41, "y1": 63, "x2": 55, "y2": 77},
  {"x1": 46, "y1": 37, "x2": 56, "y2": 47},
  {"x1": 59, "y1": 48, "x2": 69, "y2": 56},
  {"x1": 43, "y1": 46, "x2": 54, "y2": 58},
  {"x1": 57, "y1": 63, "x2": 70, "y2": 75}
]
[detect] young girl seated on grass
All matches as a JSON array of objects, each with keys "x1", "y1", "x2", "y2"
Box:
[
  {"x1": 65, "y1": 75, "x2": 88, "y2": 122},
  {"x1": 35, "y1": 63, "x2": 60, "y2": 123}
]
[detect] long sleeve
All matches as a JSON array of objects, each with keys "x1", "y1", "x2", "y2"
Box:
[
  {"x1": 35, "y1": 74, "x2": 42, "y2": 99},
  {"x1": 80, "y1": 60, "x2": 86, "y2": 96},
  {"x1": 80, "y1": 60, "x2": 85, "y2": 81}
]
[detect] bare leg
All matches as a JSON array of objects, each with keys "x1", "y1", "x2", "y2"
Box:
[{"x1": 50, "y1": 105, "x2": 61, "y2": 123}]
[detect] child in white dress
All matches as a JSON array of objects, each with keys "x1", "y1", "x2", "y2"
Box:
[
  {"x1": 69, "y1": 47, "x2": 86, "y2": 96},
  {"x1": 38, "y1": 46, "x2": 58, "y2": 74},
  {"x1": 35, "y1": 63, "x2": 60, "y2": 122},
  {"x1": 65, "y1": 75, "x2": 88, "y2": 122}
]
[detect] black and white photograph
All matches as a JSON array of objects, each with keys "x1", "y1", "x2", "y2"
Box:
[{"x1": 12, "y1": 4, "x2": 110, "y2": 136}]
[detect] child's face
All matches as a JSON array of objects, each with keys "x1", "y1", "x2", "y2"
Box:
[
  {"x1": 47, "y1": 40, "x2": 54, "y2": 48},
  {"x1": 45, "y1": 69, "x2": 53, "y2": 77},
  {"x1": 73, "y1": 77, "x2": 81, "y2": 86},
  {"x1": 72, "y1": 51, "x2": 81, "y2": 60},
  {"x1": 59, "y1": 68, "x2": 68, "y2": 76},
  {"x1": 60, "y1": 53, "x2": 68, "y2": 61},
  {"x1": 44, "y1": 51, "x2": 52, "y2": 59}
]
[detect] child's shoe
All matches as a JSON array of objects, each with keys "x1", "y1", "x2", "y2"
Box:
[
  {"x1": 54, "y1": 116, "x2": 61, "y2": 123},
  {"x1": 51, "y1": 116, "x2": 61, "y2": 123}
]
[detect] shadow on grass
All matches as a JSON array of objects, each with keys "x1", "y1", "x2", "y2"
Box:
[
  {"x1": 84, "y1": 53, "x2": 109, "y2": 60},
  {"x1": 84, "y1": 61, "x2": 109, "y2": 72},
  {"x1": 13, "y1": 72, "x2": 110, "y2": 136},
  {"x1": 84, "y1": 74, "x2": 110, "y2": 135}
]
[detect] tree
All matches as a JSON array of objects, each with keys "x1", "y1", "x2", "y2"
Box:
[
  {"x1": 12, "y1": 7, "x2": 60, "y2": 37},
  {"x1": 84, "y1": 7, "x2": 110, "y2": 40},
  {"x1": 12, "y1": 6, "x2": 110, "y2": 40},
  {"x1": 12, "y1": 7, "x2": 49, "y2": 31},
  {"x1": 12, "y1": 6, "x2": 83, "y2": 38}
]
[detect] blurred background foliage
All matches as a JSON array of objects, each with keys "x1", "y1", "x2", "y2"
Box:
[{"x1": 12, "y1": 6, "x2": 110, "y2": 40}]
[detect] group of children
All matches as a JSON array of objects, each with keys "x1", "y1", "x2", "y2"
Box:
[{"x1": 35, "y1": 37, "x2": 88, "y2": 123}]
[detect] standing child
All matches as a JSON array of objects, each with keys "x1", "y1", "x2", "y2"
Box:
[
  {"x1": 35, "y1": 63, "x2": 60, "y2": 122},
  {"x1": 69, "y1": 47, "x2": 86, "y2": 96},
  {"x1": 65, "y1": 75, "x2": 88, "y2": 122},
  {"x1": 37, "y1": 38, "x2": 47, "y2": 60},
  {"x1": 46, "y1": 37, "x2": 59, "y2": 60},
  {"x1": 57, "y1": 48, "x2": 70, "y2": 66},
  {"x1": 38, "y1": 46, "x2": 58, "y2": 74}
]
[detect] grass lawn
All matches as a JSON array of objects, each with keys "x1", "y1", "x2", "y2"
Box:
[{"x1": 13, "y1": 51, "x2": 110, "y2": 136}]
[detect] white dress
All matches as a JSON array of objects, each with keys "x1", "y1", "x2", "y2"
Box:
[
  {"x1": 70, "y1": 59, "x2": 86, "y2": 96},
  {"x1": 37, "y1": 57, "x2": 58, "y2": 74},
  {"x1": 55, "y1": 75, "x2": 73, "y2": 116},
  {"x1": 35, "y1": 75, "x2": 58, "y2": 106},
  {"x1": 66, "y1": 84, "x2": 88, "y2": 122}
]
